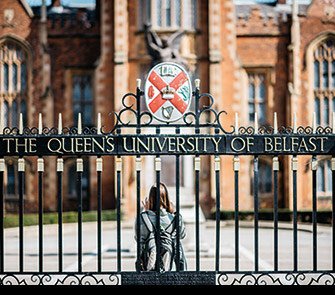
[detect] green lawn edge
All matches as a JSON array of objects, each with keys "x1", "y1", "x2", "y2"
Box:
[{"x1": 3, "y1": 210, "x2": 117, "y2": 228}]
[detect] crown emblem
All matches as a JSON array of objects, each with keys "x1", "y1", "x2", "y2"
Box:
[{"x1": 161, "y1": 85, "x2": 175, "y2": 100}]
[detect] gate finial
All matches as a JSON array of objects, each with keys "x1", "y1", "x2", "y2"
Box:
[
  {"x1": 273, "y1": 112, "x2": 278, "y2": 134},
  {"x1": 58, "y1": 113, "x2": 62, "y2": 135},
  {"x1": 234, "y1": 112, "x2": 239, "y2": 135},
  {"x1": 78, "y1": 113, "x2": 82, "y2": 135},
  {"x1": 195, "y1": 79, "x2": 200, "y2": 90},
  {"x1": 293, "y1": 112, "x2": 297, "y2": 133},
  {"x1": 19, "y1": 113, "x2": 24, "y2": 134},
  {"x1": 254, "y1": 112, "x2": 258, "y2": 134},
  {"x1": 97, "y1": 113, "x2": 101, "y2": 135},
  {"x1": 0, "y1": 108, "x2": 3, "y2": 135},
  {"x1": 312, "y1": 112, "x2": 316, "y2": 133},
  {"x1": 38, "y1": 113, "x2": 43, "y2": 134},
  {"x1": 136, "y1": 79, "x2": 141, "y2": 89}
]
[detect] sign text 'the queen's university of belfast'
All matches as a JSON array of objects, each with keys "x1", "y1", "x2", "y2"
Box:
[{"x1": 0, "y1": 134, "x2": 333, "y2": 156}]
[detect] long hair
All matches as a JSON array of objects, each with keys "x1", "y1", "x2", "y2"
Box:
[{"x1": 147, "y1": 183, "x2": 173, "y2": 213}]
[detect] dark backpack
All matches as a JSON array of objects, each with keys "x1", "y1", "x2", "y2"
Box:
[{"x1": 136, "y1": 212, "x2": 175, "y2": 272}]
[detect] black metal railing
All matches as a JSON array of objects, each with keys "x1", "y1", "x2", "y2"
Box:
[{"x1": 0, "y1": 83, "x2": 334, "y2": 285}]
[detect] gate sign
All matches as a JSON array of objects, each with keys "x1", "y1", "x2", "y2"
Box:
[{"x1": 144, "y1": 62, "x2": 192, "y2": 123}]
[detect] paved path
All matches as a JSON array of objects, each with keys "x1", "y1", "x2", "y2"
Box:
[{"x1": 2, "y1": 220, "x2": 333, "y2": 272}]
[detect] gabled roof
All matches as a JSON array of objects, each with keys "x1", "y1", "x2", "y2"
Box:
[
  {"x1": 234, "y1": 0, "x2": 312, "y2": 3},
  {"x1": 235, "y1": 2, "x2": 310, "y2": 21},
  {"x1": 20, "y1": 0, "x2": 34, "y2": 17}
]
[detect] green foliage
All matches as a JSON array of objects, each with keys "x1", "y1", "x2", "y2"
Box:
[
  {"x1": 3, "y1": 210, "x2": 117, "y2": 228},
  {"x1": 214, "y1": 209, "x2": 332, "y2": 224}
]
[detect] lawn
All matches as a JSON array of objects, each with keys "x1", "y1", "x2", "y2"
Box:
[{"x1": 3, "y1": 210, "x2": 117, "y2": 228}]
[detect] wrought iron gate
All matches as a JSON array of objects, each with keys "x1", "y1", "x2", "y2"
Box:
[{"x1": 0, "y1": 81, "x2": 335, "y2": 285}]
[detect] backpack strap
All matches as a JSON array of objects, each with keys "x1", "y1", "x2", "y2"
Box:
[
  {"x1": 142, "y1": 211, "x2": 177, "y2": 235},
  {"x1": 141, "y1": 212, "x2": 154, "y2": 233},
  {"x1": 165, "y1": 213, "x2": 177, "y2": 234}
]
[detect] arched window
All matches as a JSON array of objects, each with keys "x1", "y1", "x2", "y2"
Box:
[
  {"x1": 72, "y1": 74, "x2": 94, "y2": 126},
  {"x1": 6, "y1": 161, "x2": 17, "y2": 198},
  {"x1": 250, "y1": 158, "x2": 272, "y2": 197},
  {"x1": 259, "y1": 161, "x2": 272, "y2": 194},
  {"x1": 4, "y1": 159, "x2": 26, "y2": 200},
  {"x1": 0, "y1": 40, "x2": 28, "y2": 128},
  {"x1": 317, "y1": 158, "x2": 332, "y2": 198},
  {"x1": 139, "y1": 0, "x2": 197, "y2": 30},
  {"x1": 248, "y1": 73, "x2": 267, "y2": 124},
  {"x1": 313, "y1": 38, "x2": 335, "y2": 126},
  {"x1": 67, "y1": 159, "x2": 90, "y2": 201},
  {"x1": 312, "y1": 37, "x2": 335, "y2": 198}
]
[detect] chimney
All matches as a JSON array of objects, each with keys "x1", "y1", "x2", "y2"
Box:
[
  {"x1": 41, "y1": 0, "x2": 47, "y2": 22},
  {"x1": 277, "y1": 0, "x2": 286, "y2": 4}
]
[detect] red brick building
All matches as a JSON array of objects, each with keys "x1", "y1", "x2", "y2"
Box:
[{"x1": 0, "y1": 0, "x2": 334, "y2": 217}]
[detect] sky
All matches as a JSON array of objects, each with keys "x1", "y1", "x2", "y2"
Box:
[{"x1": 27, "y1": 0, "x2": 96, "y2": 7}]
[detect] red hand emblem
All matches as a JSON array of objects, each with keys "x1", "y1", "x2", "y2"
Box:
[{"x1": 148, "y1": 85, "x2": 154, "y2": 99}]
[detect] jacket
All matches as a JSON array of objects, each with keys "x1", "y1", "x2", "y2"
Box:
[{"x1": 135, "y1": 208, "x2": 187, "y2": 271}]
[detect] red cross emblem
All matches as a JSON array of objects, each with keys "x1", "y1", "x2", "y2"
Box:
[{"x1": 145, "y1": 63, "x2": 192, "y2": 122}]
